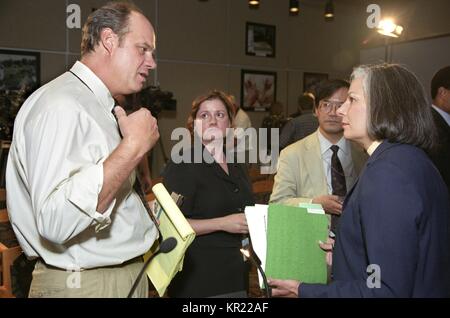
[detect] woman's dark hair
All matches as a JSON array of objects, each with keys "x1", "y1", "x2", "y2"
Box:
[
  {"x1": 314, "y1": 79, "x2": 350, "y2": 109},
  {"x1": 81, "y1": 2, "x2": 143, "y2": 56},
  {"x1": 186, "y1": 90, "x2": 236, "y2": 136},
  {"x1": 351, "y1": 64, "x2": 437, "y2": 151}
]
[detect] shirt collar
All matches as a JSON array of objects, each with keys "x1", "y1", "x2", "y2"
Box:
[
  {"x1": 367, "y1": 140, "x2": 382, "y2": 156},
  {"x1": 317, "y1": 130, "x2": 349, "y2": 155},
  {"x1": 70, "y1": 61, "x2": 115, "y2": 112},
  {"x1": 432, "y1": 104, "x2": 450, "y2": 126}
]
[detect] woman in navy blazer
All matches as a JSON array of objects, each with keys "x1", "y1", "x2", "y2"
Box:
[{"x1": 269, "y1": 64, "x2": 450, "y2": 297}]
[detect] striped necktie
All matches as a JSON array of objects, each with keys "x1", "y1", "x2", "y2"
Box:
[{"x1": 330, "y1": 145, "x2": 346, "y2": 235}]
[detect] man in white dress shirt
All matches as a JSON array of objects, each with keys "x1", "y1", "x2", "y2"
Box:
[{"x1": 6, "y1": 2, "x2": 159, "y2": 297}]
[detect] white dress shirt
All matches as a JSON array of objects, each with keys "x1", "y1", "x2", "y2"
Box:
[
  {"x1": 432, "y1": 104, "x2": 450, "y2": 126},
  {"x1": 6, "y1": 61, "x2": 157, "y2": 270},
  {"x1": 317, "y1": 131, "x2": 357, "y2": 194}
]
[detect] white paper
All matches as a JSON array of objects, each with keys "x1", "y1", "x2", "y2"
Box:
[{"x1": 245, "y1": 204, "x2": 268, "y2": 287}]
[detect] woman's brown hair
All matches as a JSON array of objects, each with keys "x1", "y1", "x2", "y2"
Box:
[{"x1": 186, "y1": 90, "x2": 237, "y2": 136}]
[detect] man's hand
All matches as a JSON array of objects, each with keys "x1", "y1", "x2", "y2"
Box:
[
  {"x1": 319, "y1": 237, "x2": 335, "y2": 266},
  {"x1": 312, "y1": 195, "x2": 343, "y2": 215},
  {"x1": 114, "y1": 106, "x2": 159, "y2": 156},
  {"x1": 268, "y1": 279, "x2": 300, "y2": 298}
]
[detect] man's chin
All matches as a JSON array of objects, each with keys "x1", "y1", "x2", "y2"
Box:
[{"x1": 323, "y1": 125, "x2": 344, "y2": 134}]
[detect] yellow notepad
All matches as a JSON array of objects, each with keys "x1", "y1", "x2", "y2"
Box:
[{"x1": 144, "y1": 183, "x2": 196, "y2": 296}]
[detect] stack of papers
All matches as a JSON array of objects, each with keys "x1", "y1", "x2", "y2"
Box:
[{"x1": 245, "y1": 204, "x2": 328, "y2": 287}]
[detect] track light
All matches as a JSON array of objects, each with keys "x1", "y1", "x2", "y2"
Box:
[
  {"x1": 249, "y1": 0, "x2": 260, "y2": 8},
  {"x1": 377, "y1": 19, "x2": 404, "y2": 38},
  {"x1": 289, "y1": 0, "x2": 299, "y2": 15},
  {"x1": 324, "y1": 0, "x2": 334, "y2": 21}
]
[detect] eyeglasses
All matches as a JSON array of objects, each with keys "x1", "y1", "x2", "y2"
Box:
[{"x1": 319, "y1": 100, "x2": 344, "y2": 113}]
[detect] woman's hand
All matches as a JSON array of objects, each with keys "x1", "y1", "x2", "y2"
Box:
[
  {"x1": 268, "y1": 279, "x2": 300, "y2": 297},
  {"x1": 219, "y1": 213, "x2": 249, "y2": 234}
]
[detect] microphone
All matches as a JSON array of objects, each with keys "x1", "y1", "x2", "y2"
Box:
[
  {"x1": 240, "y1": 246, "x2": 271, "y2": 298},
  {"x1": 127, "y1": 237, "x2": 177, "y2": 298}
]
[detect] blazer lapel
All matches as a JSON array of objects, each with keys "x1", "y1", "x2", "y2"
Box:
[{"x1": 303, "y1": 132, "x2": 327, "y2": 194}]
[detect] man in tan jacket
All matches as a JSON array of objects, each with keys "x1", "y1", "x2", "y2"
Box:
[{"x1": 270, "y1": 79, "x2": 367, "y2": 223}]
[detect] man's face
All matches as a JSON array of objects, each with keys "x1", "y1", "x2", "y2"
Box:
[
  {"x1": 111, "y1": 12, "x2": 156, "y2": 95},
  {"x1": 315, "y1": 87, "x2": 348, "y2": 136},
  {"x1": 437, "y1": 87, "x2": 450, "y2": 114}
]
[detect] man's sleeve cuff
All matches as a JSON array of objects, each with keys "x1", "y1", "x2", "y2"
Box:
[{"x1": 67, "y1": 163, "x2": 115, "y2": 231}]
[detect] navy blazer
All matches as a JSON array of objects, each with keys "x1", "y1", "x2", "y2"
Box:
[{"x1": 300, "y1": 141, "x2": 450, "y2": 297}]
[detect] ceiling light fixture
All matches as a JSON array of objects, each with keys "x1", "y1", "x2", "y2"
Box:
[
  {"x1": 289, "y1": 0, "x2": 299, "y2": 15},
  {"x1": 249, "y1": 0, "x2": 260, "y2": 8},
  {"x1": 324, "y1": 0, "x2": 334, "y2": 21},
  {"x1": 377, "y1": 19, "x2": 404, "y2": 38}
]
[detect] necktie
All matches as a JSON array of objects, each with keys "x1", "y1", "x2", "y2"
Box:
[
  {"x1": 330, "y1": 145, "x2": 347, "y2": 235},
  {"x1": 112, "y1": 103, "x2": 162, "y2": 242}
]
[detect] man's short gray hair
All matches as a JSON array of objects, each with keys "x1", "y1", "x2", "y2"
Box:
[{"x1": 80, "y1": 2, "x2": 143, "y2": 56}]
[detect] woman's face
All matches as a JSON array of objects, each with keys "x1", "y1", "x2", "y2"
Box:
[
  {"x1": 337, "y1": 77, "x2": 373, "y2": 149},
  {"x1": 194, "y1": 99, "x2": 230, "y2": 143}
]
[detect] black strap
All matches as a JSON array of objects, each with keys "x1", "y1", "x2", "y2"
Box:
[{"x1": 69, "y1": 71, "x2": 93, "y2": 93}]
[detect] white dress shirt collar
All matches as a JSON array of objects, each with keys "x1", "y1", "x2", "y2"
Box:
[
  {"x1": 367, "y1": 140, "x2": 382, "y2": 156},
  {"x1": 317, "y1": 130, "x2": 349, "y2": 155},
  {"x1": 70, "y1": 61, "x2": 115, "y2": 112},
  {"x1": 432, "y1": 104, "x2": 450, "y2": 126}
]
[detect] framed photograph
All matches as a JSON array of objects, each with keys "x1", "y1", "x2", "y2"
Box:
[
  {"x1": 241, "y1": 69, "x2": 277, "y2": 111},
  {"x1": 246, "y1": 22, "x2": 276, "y2": 58},
  {"x1": 0, "y1": 49, "x2": 40, "y2": 140},
  {"x1": 0, "y1": 49, "x2": 40, "y2": 92},
  {"x1": 303, "y1": 72, "x2": 328, "y2": 94}
]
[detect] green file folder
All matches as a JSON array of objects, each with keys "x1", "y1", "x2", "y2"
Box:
[{"x1": 265, "y1": 204, "x2": 329, "y2": 284}]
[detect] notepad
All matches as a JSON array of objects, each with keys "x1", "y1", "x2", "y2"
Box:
[{"x1": 144, "y1": 183, "x2": 196, "y2": 296}]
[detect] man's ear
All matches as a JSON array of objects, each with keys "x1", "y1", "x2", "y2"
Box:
[
  {"x1": 313, "y1": 107, "x2": 318, "y2": 117},
  {"x1": 99, "y1": 28, "x2": 118, "y2": 55},
  {"x1": 438, "y1": 86, "x2": 448, "y2": 98}
]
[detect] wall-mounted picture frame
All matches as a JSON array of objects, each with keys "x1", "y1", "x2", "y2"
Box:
[
  {"x1": 245, "y1": 22, "x2": 276, "y2": 58},
  {"x1": 0, "y1": 49, "x2": 40, "y2": 92},
  {"x1": 303, "y1": 72, "x2": 328, "y2": 94},
  {"x1": 241, "y1": 69, "x2": 277, "y2": 111},
  {"x1": 0, "y1": 49, "x2": 40, "y2": 140}
]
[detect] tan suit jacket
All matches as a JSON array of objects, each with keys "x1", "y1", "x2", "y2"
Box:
[{"x1": 270, "y1": 131, "x2": 367, "y2": 206}]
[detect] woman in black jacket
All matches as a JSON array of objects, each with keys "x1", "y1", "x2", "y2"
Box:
[{"x1": 163, "y1": 90, "x2": 254, "y2": 297}]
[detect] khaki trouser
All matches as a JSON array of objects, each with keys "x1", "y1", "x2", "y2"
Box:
[{"x1": 29, "y1": 259, "x2": 148, "y2": 298}]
